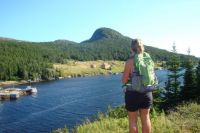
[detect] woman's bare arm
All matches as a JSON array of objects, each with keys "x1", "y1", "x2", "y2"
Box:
[{"x1": 122, "y1": 59, "x2": 133, "y2": 84}]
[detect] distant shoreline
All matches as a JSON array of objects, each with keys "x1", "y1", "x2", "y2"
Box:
[
  {"x1": 0, "y1": 72, "x2": 122, "y2": 88},
  {"x1": 0, "y1": 60, "x2": 163, "y2": 87}
]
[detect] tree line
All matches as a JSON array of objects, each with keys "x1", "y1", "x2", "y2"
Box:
[{"x1": 0, "y1": 38, "x2": 198, "y2": 81}]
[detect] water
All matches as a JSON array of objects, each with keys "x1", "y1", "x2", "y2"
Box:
[{"x1": 0, "y1": 70, "x2": 168, "y2": 133}]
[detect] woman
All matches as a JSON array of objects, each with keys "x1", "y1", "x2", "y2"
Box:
[{"x1": 122, "y1": 39, "x2": 153, "y2": 133}]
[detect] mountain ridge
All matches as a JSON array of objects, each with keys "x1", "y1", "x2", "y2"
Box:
[
  {"x1": 0, "y1": 27, "x2": 198, "y2": 60},
  {"x1": 0, "y1": 27, "x2": 128, "y2": 44}
]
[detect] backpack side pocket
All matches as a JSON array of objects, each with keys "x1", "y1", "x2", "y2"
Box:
[{"x1": 131, "y1": 72, "x2": 142, "y2": 92}]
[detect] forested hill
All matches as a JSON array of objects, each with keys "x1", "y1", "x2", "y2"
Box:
[
  {"x1": 0, "y1": 27, "x2": 197, "y2": 81},
  {"x1": 81, "y1": 27, "x2": 196, "y2": 61}
]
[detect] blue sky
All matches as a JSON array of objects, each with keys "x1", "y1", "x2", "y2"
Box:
[{"x1": 0, "y1": 0, "x2": 200, "y2": 57}]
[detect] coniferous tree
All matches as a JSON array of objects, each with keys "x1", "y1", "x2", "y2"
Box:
[
  {"x1": 164, "y1": 43, "x2": 182, "y2": 108},
  {"x1": 196, "y1": 60, "x2": 200, "y2": 98},
  {"x1": 181, "y1": 58, "x2": 196, "y2": 100},
  {"x1": 153, "y1": 88, "x2": 165, "y2": 110}
]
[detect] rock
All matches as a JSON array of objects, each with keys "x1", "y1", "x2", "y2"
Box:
[
  {"x1": 90, "y1": 64, "x2": 97, "y2": 68},
  {"x1": 101, "y1": 63, "x2": 111, "y2": 70}
]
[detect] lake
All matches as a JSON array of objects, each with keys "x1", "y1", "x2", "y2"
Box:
[{"x1": 0, "y1": 70, "x2": 169, "y2": 133}]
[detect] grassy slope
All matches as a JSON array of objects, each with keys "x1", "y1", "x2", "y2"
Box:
[
  {"x1": 53, "y1": 103, "x2": 200, "y2": 133},
  {"x1": 53, "y1": 60, "x2": 163, "y2": 78},
  {"x1": 53, "y1": 60, "x2": 125, "y2": 77}
]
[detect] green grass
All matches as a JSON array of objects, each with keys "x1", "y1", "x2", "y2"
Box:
[
  {"x1": 53, "y1": 60, "x2": 165, "y2": 78},
  {"x1": 53, "y1": 103, "x2": 200, "y2": 133},
  {"x1": 54, "y1": 60, "x2": 124, "y2": 77}
]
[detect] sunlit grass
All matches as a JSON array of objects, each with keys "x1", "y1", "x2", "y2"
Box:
[
  {"x1": 53, "y1": 103, "x2": 200, "y2": 133},
  {"x1": 53, "y1": 60, "x2": 124, "y2": 77}
]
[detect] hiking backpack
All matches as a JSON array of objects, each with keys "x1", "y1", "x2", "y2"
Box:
[{"x1": 125, "y1": 52, "x2": 158, "y2": 93}]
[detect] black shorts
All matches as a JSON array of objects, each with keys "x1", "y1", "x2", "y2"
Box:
[{"x1": 125, "y1": 90, "x2": 153, "y2": 112}]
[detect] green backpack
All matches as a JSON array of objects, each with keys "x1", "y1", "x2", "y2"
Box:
[{"x1": 125, "y1": 52, "x2": 158, "y2": 93}]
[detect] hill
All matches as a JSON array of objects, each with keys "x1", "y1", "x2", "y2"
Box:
[
  {"x1": 0, "y1": 27, "x2": 197, "y2": 61},
  {"x1": 82, "y1": 27, "x2": 126, "y2": 43},
  {"x1": 0, "y1": 37, "x2": 18, "y2": 41},
  {"x1": 0, "y1": 27, "x2": 198, "y2": 81},
  {"x1": 81, "y1": 27, "x2": 196, "y2": 61}
]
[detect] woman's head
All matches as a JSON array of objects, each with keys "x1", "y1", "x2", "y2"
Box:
[{"x1": 131, "y1": 39, "x2": 144, "y2": 54}]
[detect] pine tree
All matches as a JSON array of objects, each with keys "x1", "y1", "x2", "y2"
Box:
[
  {"x1": 181, "y1": 58, "x2": 196, "y2": 100},
  {"x1": 153, "y1": 88, "x2": 165, "y2": 110},
  {"x1": 196, "y1": 60, "x2": 200, "y2": 98},
  {"x1": 164, "y1": 43, "x2": 182, "y2": 108}
]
